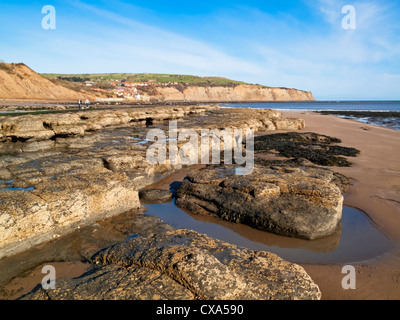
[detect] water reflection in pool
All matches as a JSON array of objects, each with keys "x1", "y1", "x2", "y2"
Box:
[{"x1": 143, "y1": 200, "x2": 393, "y2": 264}]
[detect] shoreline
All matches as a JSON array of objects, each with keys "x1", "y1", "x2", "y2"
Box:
[{"x1": 282, "y1": 111, "x2": 400, "y2": 300}]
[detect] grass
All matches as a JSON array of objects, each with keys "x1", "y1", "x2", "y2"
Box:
[
  {"x1": 0, "y1": 62, "x2": 27, "y2": 73},
  {"x1": 41, "y1": 73, "x2": 254, "y2": 87},
  {"x1": 0, "y1": 63, "x2": 13, "y2": 72}
]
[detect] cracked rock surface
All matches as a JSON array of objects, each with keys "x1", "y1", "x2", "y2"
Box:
[
  {"x1": 176, "y1": 164, "x2": 344, "y2": 240},
  {"x1": 0, "y1": 105, "x2": 305, "y2": 259},
  {"x1": 21, "y1": 229, "x2": 321, "y2": 300}
]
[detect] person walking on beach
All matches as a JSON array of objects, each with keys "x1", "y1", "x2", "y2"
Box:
[
  {"x1": 78, "y1": 99, "x2": 82, "y2": 110},
  {"x1": 85, "y1": 99, "x2": 90, "y2": 109}
]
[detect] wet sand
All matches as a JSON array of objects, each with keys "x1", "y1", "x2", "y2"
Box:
[
  {"x1": 282, "y1": 112, "x2": 400, "y2": 300},
  {"x1": 1, "y1": 262, "x2": 89, "y2": 300}
]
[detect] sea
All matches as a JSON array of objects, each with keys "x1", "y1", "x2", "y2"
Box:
[{"x1": 221, "y1": 101, "x2": 400, "y2": 131}]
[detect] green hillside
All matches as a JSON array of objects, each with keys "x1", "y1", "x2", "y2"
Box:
[{"x1": 41, "y1": 73, "x2": 252, "y2": 87}]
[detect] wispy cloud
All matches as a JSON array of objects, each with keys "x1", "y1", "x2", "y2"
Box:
[
  {"x1": 36, "y1": 0, "x2": 261, "y2": 76},
  {"x1": 235, "y1": 0, "x2": 400, "y2": 98},
  {"x1": 1, "y1": 0, "x2": 399, "y2": 99}
]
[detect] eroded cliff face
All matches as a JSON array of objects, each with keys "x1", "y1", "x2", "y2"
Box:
[
  {"x1": 145, "y1": 84, "x2": 314, "y2": 102},
  {"x1": 0, "y1": 63, "x2": 314, "y2": 102},
  {"x1": 0, "y1": 63, "x2": 96, "y2": 101}
]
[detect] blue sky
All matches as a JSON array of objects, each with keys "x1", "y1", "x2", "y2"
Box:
[{"x1": 0, "y1": 0, "x2": 399, "y2": 100}]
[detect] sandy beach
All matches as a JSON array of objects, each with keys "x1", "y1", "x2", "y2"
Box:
[{"x1": 281, "y1": 112, "x2": 400, "y2": 300}]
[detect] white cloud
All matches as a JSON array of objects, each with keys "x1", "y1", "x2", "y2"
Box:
[
  {"x1": 11, "y1": 0, "x2": 400, "y2": 99},
  {"x1": 50, "y1": 0, "x2": 261, "y2": 76},
  {"x1": 237, "y1": 0, "x2": 400, "y2": 99}
]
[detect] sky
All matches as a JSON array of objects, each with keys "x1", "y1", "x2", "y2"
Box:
[{"x1": 0, "y1": 0, "x2": 399, "y2": 100}]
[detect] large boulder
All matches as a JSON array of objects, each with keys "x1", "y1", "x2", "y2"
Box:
[
  {"x1": 0, "y1": 168, "x2": 140, "y2": 259},
  {"x1": 175, "y1": 164, "x2": 344, "y2": 240},
  {"x1": 22, "y1": 229, "x2": 321, "y2": 300}
]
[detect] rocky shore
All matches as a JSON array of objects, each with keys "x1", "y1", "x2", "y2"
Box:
[
  {"x1": 22, "y1": 228, "x2": 321, "y2": 300},
  {"x1": 317, "y1": 110, "x2": 400, "y2": 132},
  {"x1": 0, "y1": 104, "x2": 358, "y2": 300},
  {"x1": 0, "y1": 105, "x2": 309, "y2": 258}
]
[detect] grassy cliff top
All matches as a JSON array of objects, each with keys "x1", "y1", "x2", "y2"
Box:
[{"x1": 41, "y1": 73, "x2": 258, "y2": 87}]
